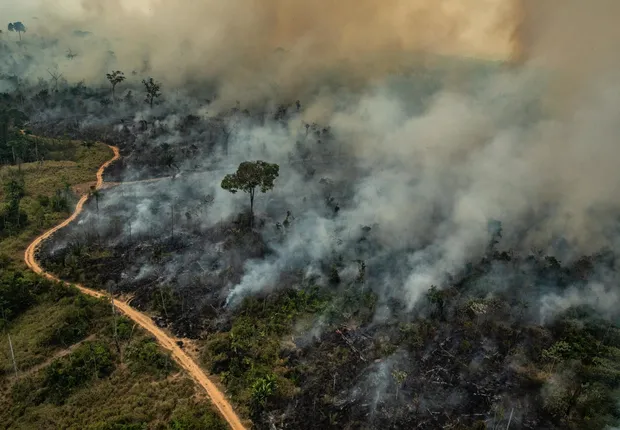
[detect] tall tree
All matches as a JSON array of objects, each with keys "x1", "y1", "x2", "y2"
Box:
[
  {"x1": 0, "y1": 107, "x2": 27, "y2": 164},
  {"x1": 7, "y1": 22, "x2": 26, "y2": 41},
  {"x1": 106, "y1": 70, "x2": 125, "y2": 103},
  {"x1": 142, "y1": 77, "x2": 161, "y2": 108},
  {"x1": 221, "y1": 161, "x2": 279, "y2": 228},
  {"x1": 2, "y1": 172, "x2": 26, "y2": 231}
]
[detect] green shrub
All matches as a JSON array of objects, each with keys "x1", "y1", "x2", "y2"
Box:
[
  {"x1": 37, "y1": 194, "x2": 51, "y2": 207},
  {"x1": 168, "y1": 402, "x2": 227, "y2": 430},
  {"x1": 250, "y1": 373, "x2": 278, "y2": 419},
  {"x1": 44, "y1": 341, "x2": 114, "y2": 404},
  {"x1": 47, "y1": 304, "x2": 93, "y2": 346},
  {"x1": 125, "y1": 337, "x2": 175, "y2": 375},
  {"x1": 115, "y1": 316, "x2": 135, "y2": 341},
  {"x1": 51, "y1": 189, "x2": 69, "y2": 212},
  {"x1": 0, "y1": 271, "x2": 36, "y2": 326}
]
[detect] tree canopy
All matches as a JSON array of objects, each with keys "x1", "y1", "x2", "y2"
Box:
[
  {"x1": 0, "y1": 107, "x2": 28, "y2": 158},
  {"x1": 106, "y1": 70, "x2": 126, "y2": 102},
  {"x1": 221, "y1": 161, "x2": 279, "y2": 227},
  {"x1": 142, "y1": 77, "x2": 161, "y2": 108},
  {"x1": 7, "y1": 22, "x2": 26, "y2": 40}
]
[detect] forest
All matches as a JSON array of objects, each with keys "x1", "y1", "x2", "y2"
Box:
[{"x1": 3, "y1": 1, "x2": 620, "y2": 429}]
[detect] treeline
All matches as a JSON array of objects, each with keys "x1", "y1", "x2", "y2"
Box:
[
  {"x1": 0, "y1": 170, "x2": 72, "y2": 236},
  {"x1": 0, "y1": 95, "x2": 29, "y2": 166}
]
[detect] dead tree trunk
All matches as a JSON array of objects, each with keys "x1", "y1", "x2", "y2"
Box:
[
  {"x1": 8, "y1": 334, "x2": 17, "y2": 377},
  {"x1": 249, "y1": 188, "x2": 255, "y2": 229}
]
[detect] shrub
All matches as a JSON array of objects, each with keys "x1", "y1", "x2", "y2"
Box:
[
  {"x1": 125, "y1": 337, "x2": 175, "y2": 375},
  {"x1": 47, "y1": 304, "x2": 93, "y2": 346},
  {"x1": 44, "y1": 341, "x2": 114, "y2": 404},
  {"x1": 37, "y1": 194, "x2": 51, "y2": 207},
  {"x1": 168, "y1": 402, "x2": 227, "y2": 430},
  {"x1": 51, "y1": 189, "x2": 69, "y2": 212},
  {"x1": 0, "y1": 271, "x2": 37, "y2": 326},
  {"x1": 250, "y1": 373, "x2": 278, "y2": 418}
]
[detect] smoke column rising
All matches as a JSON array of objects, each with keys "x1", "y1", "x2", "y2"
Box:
[{"x1": 9, "y1": 0, "x2": 620, "y2": 317}]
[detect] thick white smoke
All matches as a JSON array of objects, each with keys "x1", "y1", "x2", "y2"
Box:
[{"x1": 17, "y1": 0, "x2": 620, "y2": 319}]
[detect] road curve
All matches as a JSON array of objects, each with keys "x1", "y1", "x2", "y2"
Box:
[{"x1": 24, "y1": 145, "x2": 247, "y2": 430}]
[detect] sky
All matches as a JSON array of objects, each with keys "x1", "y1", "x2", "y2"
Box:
[
  {"x1": 1, "y1": 0, "x2": 152, "y2": 20},
  {"x1": 3, "y1": 0, "x2": 516, "y2": 60}
]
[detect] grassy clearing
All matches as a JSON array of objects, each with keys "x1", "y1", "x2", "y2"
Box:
[
  {"x1": 0, "y1": 138, "x2": 112, "y2": 269},
  {"x1": 0, "y1": 137, "x2": 112, "y2": 199}
]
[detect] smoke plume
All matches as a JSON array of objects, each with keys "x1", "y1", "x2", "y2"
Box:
[
  {"x1": 5, "y1": 0, "x2": 518, "y2": 103},
  {"x1": 9, "y1": 0, "x2": 620, "y2": 318}
]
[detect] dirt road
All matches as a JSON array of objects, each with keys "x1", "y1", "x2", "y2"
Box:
[{"x1": 24, "y1": 145, "x2": 247, "y2": 430}]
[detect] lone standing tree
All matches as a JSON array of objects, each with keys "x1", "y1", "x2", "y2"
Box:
[
  {"x1": 8, "y1": 22, "x2": 26, "y2": 41},
  {"x1": 221, "y1": 161, "x2": 279, "y2": 228},
  {"x1": 106, "y1": 70, "x2": 125, "y2": 103},
  {"x1": 142, "y1": 77, "x2": 161, "y2": 108},
  {"x1": 90, "y1": 185, "x2": 101, "y2": 213}
]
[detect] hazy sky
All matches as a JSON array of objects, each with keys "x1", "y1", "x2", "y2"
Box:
[
  {"x1": 2, "y1": 0, "x2": 518, "y2": 93},
  {"x1": 3, "y1": 0, "x2": 515, "y2": 59},
  {"x1": 1, "y1": 0, "x2": 153, "y2": 19}
]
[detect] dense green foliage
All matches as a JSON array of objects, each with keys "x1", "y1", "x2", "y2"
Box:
[
  {"x1": 203, "y1": 287, "x2": 328, "y2": 418},
  {"x1": 0, "y1": 172, "x2": 28, "y2": 234},
  {"x1": 0, "y1": 271, "x2": 39, "y2": 326},
  {"x1": 125, "y1": 337, "x2": 175, "y2": 376},
  {"x1": 0, "y1": 106, "x2": 28, "y2": 164},
  {"x1": 167, "y1": 403, "x2": 228, "y2": 430},
  {"x1": 43, "y1": 341, "x2": 115, "y2": 404},
  {"x1": 0, "y1": 270, "x2": 113, "y2": 377}
]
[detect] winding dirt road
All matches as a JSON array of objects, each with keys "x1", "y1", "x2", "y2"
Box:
[{"x1": 24, "y1": 145, "x2": 247, "y2": 430}]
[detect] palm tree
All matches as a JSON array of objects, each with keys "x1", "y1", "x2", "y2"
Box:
[{"x1": 8, "y1": 22, "x2": 26, "y2": 42}]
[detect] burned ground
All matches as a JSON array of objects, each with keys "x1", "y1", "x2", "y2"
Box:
[{"x1": 38, "y1": 184, "x2": 620, "y2": 429}]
